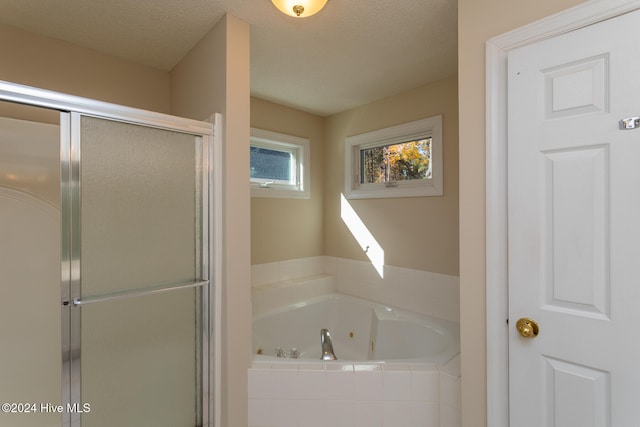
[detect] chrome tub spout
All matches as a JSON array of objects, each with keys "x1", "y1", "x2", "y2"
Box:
[{"x1": 321, "y1": 328, "x2": 337, "y2": 360}]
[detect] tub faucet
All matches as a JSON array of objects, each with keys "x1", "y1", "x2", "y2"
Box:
[{"x1": 321, "y1": 328, "x2": 337, "y2": 360}]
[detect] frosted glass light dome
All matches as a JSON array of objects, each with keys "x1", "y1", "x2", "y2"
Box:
[{"x1": 271, "y1": 0, "x2": 329, "y2": 18}]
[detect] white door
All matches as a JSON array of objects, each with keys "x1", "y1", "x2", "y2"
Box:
[{"x1": 508, "y1": 9, "x2": 640, "y2": 427}]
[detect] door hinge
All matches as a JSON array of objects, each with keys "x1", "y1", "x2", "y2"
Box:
[{"x1": 619, "y1": 116, "x2": 640, "y2": 130}]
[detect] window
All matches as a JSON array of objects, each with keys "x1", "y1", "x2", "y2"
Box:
[
  {"x1": 360, "y1": 138, "x2": 432, "y2": 183},
  {"x1": 250, "y1": 128, "x2": 310, "y2": 198},
  {"x1": 344, "y1": 115, "x2": 443, "y2": 199}
]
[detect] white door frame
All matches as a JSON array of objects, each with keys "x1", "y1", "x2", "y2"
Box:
[{"x1": 485, "y1": 1, "x2": 640, "y2": 426}]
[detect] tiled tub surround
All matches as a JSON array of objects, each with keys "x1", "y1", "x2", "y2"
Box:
[
  {"x1": 251, "y1": 256, "x2": 459, "y2": 324},
  {"x1": 248, "y1": 358, "x2": 461, "y2": 427},
  {"x1": 250, "y1": 257, "x2": 461, "y2": 427}
]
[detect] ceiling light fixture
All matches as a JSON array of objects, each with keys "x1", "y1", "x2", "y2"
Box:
[{"x1": 271, "y1": 0, "x2": 329, "y2": 18}]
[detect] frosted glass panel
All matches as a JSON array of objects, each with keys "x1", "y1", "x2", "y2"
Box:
[
  {"x1": 0, "y1": 114, "x2": 60, "y2": 206},
  {"x1": 80, "y1": 116, "x2": 201, "y2": 296},
  {"x1": 80, "y1": 289, "x2": 198, "y2": 427},
  {"x1": 0, "y1": 109, "x2": 61, "y2": 427},
  {"x1": 78, "y1": 116, "x2": 204, "y2": 426}
]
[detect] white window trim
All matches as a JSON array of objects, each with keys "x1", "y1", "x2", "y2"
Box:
[
  {"x1": 344, "y1": 115, "x2": 443, "y2": 199},
  {"x1": 250, "y1": 127, "x2": 310, "y2": 199}
]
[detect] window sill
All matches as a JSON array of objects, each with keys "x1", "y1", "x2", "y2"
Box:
[
  {"x1": 345, "y1": 180, "x2": 442, "y2": 199},
  {"x1": 250, "y1": 185, "x2": 310, "y2": 199}
]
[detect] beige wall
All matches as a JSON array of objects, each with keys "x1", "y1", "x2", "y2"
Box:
[
  {"x1": 171, "y1": 14, "x2": 251, "y2": 427},
  {"x1": 457, "y1": 1, "x2": 585, "y2": 426},
  {"x1": 250, "y1": 97, "x2": 325, "y2": 264},
  {"x1": 0, "y1": 23, "x2": 170, "y2": 113},
  {"x1": 324, "y1": 76, "x2": 459, "y2": 275}
]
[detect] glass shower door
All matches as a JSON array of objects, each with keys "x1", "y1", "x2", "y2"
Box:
[
  {"x1": 0, "y1": 103, "x2": 62, "y2": 427},
  {"x1": 71, "y1": 115, "x2": 209, "y2": 427}
]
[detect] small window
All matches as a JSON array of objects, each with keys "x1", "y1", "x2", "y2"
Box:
[
  {"x1": 250, "y1": 128, "x2": 310, "y2": 199},
  {"x1": 345, "y1": 115, "x2": 443, "y2": 199}
]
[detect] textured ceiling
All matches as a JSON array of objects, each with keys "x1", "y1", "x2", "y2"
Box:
[{"x1": 0, "y1": 0, "x2": 458, "y2": 116}]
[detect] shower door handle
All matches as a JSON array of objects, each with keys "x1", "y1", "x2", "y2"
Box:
[{"x1": 73, "y1": 280, "x2": 209, "y2": 306}]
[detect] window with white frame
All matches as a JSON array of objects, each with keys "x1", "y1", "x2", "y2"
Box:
[
  {"x1": 250, "y1": 128, "x2": 310, "y2": 199},
  {"x1": 344, "y1": 115, "x2": 443, "y2": 199}
]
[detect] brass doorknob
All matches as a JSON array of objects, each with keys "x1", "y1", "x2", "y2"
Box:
[{"x1": 516, "y1": 317, "x2": 539, "y2": 338}]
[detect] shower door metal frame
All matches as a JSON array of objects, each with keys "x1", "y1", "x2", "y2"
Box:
[{"x1": 0, "y1": 80, "x2": 218, "y2": 427}]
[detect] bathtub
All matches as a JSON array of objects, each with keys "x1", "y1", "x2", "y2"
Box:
[{"x1": 252, "y1": 293, "x2": 459, "y2": 365}]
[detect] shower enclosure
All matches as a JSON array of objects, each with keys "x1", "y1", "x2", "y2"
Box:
[{"x1": 0, "y1": 81, "x2": 216, "y2": 427}]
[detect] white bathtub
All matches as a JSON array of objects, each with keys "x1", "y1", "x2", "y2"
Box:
[{"x1": 252, "y1": 293, "x2": 459, "y2": 365}]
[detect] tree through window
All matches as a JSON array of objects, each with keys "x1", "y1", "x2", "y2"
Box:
[{"x1": 360, "y1": 138, "x2": 432, "y2": 184}]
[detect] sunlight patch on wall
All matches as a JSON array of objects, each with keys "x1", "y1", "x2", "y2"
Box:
[{"x1": 340, "y1": 193, "x2": 384, "y2": 277}]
